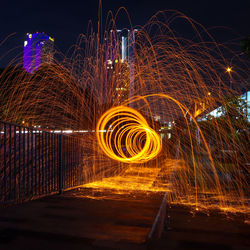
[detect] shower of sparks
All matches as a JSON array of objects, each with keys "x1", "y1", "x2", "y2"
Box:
[{"x1": 0, "y1": 10, "x2": 249, "y2": 215}]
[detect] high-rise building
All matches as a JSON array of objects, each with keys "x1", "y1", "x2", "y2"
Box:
[
  {"x1": 104, "y1": 29, "x2": 137, "y2": 104},
  {"x1": 23, "y1": 32, "x2": 54, "y2": 74}
]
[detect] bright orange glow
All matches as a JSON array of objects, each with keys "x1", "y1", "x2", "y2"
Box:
[
  {"x1": 96, "y1": 106, "x2": 162, "y2": 163},
  {"x1": 226, "y1": 67, "x2": 232, "y2": 73}
]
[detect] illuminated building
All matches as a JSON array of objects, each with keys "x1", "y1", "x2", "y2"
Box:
[
  {"x1": 205, "y1": 90, "x2": 250, "y2": 121},
  {"x1": 23, "y1": 32, "x2": 54, "y2": 74},
  {"x1": 104, "y1": 29, "x2": 137, "y2": 104}
]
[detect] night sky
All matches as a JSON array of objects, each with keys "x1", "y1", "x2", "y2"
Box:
[{"x1": 0, "y1": 0, "x2": 249, "y2": 68}]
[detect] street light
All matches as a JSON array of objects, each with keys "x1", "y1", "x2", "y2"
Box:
[
  {"x1": 226, "y1": 52, "x2": 244, "y2": 73},
  {"x1": 226, "y1": 52, "x2": 244, "y2": 88}
]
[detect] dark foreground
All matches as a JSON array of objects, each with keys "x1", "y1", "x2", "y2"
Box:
[
  {"x1": 149, "y1": 205, "x2": 250, "y2": 250},
  {"x1": 0, "y1": 188, "x2": 249, "y2": 250}
]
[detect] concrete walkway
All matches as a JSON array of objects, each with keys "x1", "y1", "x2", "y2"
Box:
[
  {"x1": 149, "y1": 204, "x2": 250, "y2": 250},
  {"x1": 0, "y1": 188, "x2": 164, "y2": 250}
]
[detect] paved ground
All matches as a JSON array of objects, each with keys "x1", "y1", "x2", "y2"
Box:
[
  {"x1": 0, "y1": 188, "x2": 163, "y2": 250},
  {"x1": 149, "y1": 204, "x2": 250, "y2": 250},
  {"x1": 0, "y1": 188, "x2": 249, "y2": 250}
]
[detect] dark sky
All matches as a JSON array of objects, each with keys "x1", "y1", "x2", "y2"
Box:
[{"x1": 0, "y1": 0, "x2": 249, "y2": 67}]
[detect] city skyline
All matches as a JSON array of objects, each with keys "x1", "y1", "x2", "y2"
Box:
[{"x1": 0, "y1": 0, "x2": 249, "y2": 68}]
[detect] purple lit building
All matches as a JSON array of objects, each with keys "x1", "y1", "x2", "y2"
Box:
[{"x1": 23, "y1": 32, "x2": 54, "y2": 74}]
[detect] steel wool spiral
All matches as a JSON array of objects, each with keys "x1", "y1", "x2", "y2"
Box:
[{"x1": 96, "y1": 106, "x2": 162, "y2": 163}]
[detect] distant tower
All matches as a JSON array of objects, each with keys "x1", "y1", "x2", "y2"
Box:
[
  {"x1": 23, "y1": 32, "x2": 54, "y2": 74},
  {"x1": 104, "y1": 29, "x2": 137, "y2": 104}
]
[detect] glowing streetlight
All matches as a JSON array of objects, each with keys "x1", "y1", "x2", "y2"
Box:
[{"x1": 226, "y1": 67, "x2": 233, "y2": 88}]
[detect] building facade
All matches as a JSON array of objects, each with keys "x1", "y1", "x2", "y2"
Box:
[
  {"x1": 23, "y1": 32, "x2": 54, "y2": 74},
  {"x1": 104, "y1": 29, "x2": 137, "y2": 104}
]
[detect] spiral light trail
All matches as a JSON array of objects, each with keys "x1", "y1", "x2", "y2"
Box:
[{"x1": 96, "y1": 106, "x2": 162, "y2": 163}]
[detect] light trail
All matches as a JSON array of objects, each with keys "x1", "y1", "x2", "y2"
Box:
[{"x1": 96, "y1": 105, "x2": 162, "y2": 163}]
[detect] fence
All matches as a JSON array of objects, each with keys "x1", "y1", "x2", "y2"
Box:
[{"x1": 0, "y1": 121, "x2": 85, "y2": 204}]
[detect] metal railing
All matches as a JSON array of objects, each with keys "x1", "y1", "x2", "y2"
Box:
[{"x1": 0, "y1": 121, "x2": 85, "y2": 204}]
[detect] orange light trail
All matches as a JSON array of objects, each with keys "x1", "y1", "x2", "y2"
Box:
[{"x1": 96, "y1": 105, "x2": 162, "y2": 163}]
